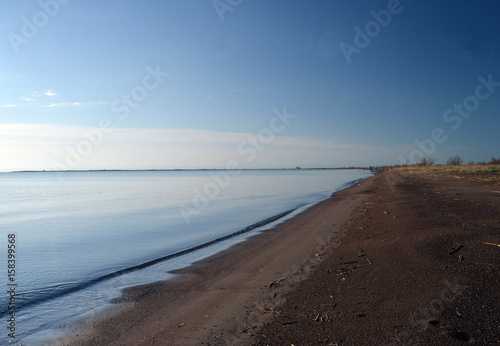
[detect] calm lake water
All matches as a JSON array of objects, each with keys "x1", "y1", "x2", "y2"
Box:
[{"x1": 0, "y1": 169, "x2": 371, "y2": 344}]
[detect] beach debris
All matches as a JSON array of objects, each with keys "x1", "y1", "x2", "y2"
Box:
[
  {"x1": 449, "y1": 243, "x2": 464, "y2": 255},
  {"x1": 282, "y1": 321, "x2": 298, "y2": 326},
  {"x1": 483, "y1": 242, "x2": 500, "y2": 247},
  {"x1": 357, "y1": 313, "x2": 367, "y2": 318},
  {"x1": 257, "y1": 305, "x2": 273, "y2": 312},
  {"x1": 428, "y1": 319, "x2": 440, "y2": 327},
  {"x1": 267, "y1": 278, "x2": 284, "y2": 288},
  {"x1": 314, "y1": 314, "x2": 330, "y2": 323},
  {"x1": 383, "y1": 211, "x2": 390, "y2": 215},
  {"x1": 448, "y1": 329, "x2": 470, "y2": 341},
  {"x1": 176, "y1": 323, "x2": 185, "y2": 328},
  {"x1": 458, "y1": 254, "x2": 464, "y2": 261},
  {"x1": 367, "y1": 258, "x2": 373, "y2": 264},
  {"x1": 267, "y1": 281, "x2": 277, "y2": 288}
]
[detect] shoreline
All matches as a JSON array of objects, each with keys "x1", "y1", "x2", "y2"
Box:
[
  {"x1": 55, "y1": 175, "x2": 376, "y2": 345},
  {"x1": 56, "y1": 171, "x2": 500, "y2": 345}
]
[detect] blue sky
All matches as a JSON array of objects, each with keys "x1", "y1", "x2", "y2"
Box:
[{"x1": 1, "y1": 0, "x2": 499, "y2": 171}]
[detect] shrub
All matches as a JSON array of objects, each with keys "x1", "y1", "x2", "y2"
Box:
[
  {"x1": 419, "y1": 157, "x2": 435, "y2": 166},
  {"x1": 489, "y1": 157, "x2": 500, "y2": 165},
  {"x1": 447, "y1": 156, "x2": 463, "y2": 165}
]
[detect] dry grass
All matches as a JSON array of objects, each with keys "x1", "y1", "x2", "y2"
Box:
[{"x1": 390, "y1": 164, "x2": 500, "y2": 184}]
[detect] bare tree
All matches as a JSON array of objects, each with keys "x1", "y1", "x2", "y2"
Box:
[
  {"x1": 489, "y1": 157, "x2": 500, "y2": 164},
  {"x1": 447, "y1": 156, "x2": 463, "y2": 165},
  {"x1": 419, "y1": 157, "x2": 435, "y2": 166}
]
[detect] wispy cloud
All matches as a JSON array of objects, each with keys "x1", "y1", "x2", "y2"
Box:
[
  {"x1": 47, "y1": 101, "x2": 105, "y2": 108},
  {"x1": 43, "y1": 90, "x2": 57, "y2": 97},
  {"x1": 19, "y1": 90, "x2": 57, "y2": 103},
  {"x1": 1, "y1": 104, "x2": 17, "y2": 108},
  {"x1": 48, "y1": 102, "x2": 73, "y2": 108},
  {"x1": 16, "y1": 90, "x2": 107, "y2": 108}
]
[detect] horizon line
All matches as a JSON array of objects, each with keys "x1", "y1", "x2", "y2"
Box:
[{"x1": 3, "y1": 167, "x2": 375, "y2": 173}]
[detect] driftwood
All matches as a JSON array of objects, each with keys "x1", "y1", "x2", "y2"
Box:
[{"x1": 449, "y1": 244, "x2": 464, "y2": 255}]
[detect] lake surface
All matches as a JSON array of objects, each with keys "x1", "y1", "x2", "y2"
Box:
[{"x1": 0, "y1": 169, "x2": 371, "y2": 344}]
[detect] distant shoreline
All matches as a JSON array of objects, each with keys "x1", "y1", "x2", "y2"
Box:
[{"x1": 6, "y1": 167, "x2": 372, "y2": 173}]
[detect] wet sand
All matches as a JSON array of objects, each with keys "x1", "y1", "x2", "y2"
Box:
[{"x1": 58, "y1": 171, "x2": 500, "y2": 345}]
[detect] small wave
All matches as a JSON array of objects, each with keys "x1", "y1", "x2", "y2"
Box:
[{"x1": 0, "y1": 208, "x2": 298, "y2": 317}]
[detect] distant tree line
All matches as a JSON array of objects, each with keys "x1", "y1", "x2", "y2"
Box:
[
  {"x1": 415, "y1": 155, "x2": 500, "y2": 166},
  {"x1": 371, "y1": 155, "x2": 500, "y2": 171},
  {"x1": 466, "y1": 156, "x2": 500, "y2": 165}
]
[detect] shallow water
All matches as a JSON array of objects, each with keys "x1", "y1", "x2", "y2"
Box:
[{"x1": 0, "y1": 169, "x2": 371, "y2": 344}]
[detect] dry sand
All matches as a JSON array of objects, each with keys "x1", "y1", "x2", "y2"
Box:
[{"x1": 253, "y1": 171, "x2": 500, "y2": 345}]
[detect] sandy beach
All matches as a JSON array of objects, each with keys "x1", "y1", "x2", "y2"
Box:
[
  {"x1": 253, "y1": 171, "x2": 500, "y2": 345},
  {"x1": 58, "y1": 171, "x2": 499, "y2": 345}
]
